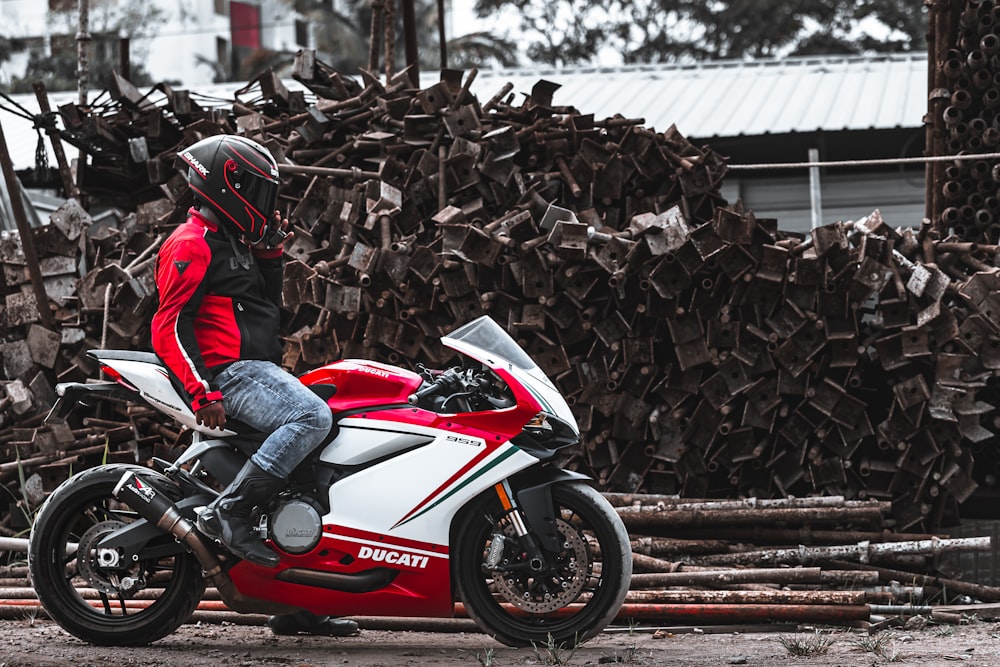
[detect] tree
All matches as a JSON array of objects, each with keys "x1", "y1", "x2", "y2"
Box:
[
  {"x1": 4, "y1": 0, "x2": 162, "y2": 93},
  {"x1": 445, "y1": 31, "x2": 519, "y2": 69},
  {"x1": 280, "y1": 0, "x2": 517, "y2": 76},
  {"x1": 472, "y1": 0, "x2": 927, "y2": 67}
]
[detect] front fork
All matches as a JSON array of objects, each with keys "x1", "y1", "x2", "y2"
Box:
[{"x1": 488, "y1": 480, "x2": 549, "y2": 572}]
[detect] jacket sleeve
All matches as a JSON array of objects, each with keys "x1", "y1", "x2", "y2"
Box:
[
  {"x1": 254, "y1": 249, "x2": 285, "y2": 309},
  {"x1": 151, "y1": 237, "x2": 222, "y2": 411}
]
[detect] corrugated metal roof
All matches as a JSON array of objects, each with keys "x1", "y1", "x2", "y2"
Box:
[
  {"x1": 0, "y1": 53, "x2": 927, "y2": 170},
  {"x1": 469, "y1": 53, "x2": 927, "y2": 139}
]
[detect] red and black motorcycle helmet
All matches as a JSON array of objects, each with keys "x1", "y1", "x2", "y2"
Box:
[{"x1": 177, "y1": 134, "x2": 280, "y2": 244}]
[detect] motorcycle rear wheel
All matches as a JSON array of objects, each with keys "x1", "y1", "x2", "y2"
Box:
[
  {"x1": 28, "y1": 465, "x2": 205, "y2": 645},
  {"x1": 455, "y1": 481, "x2": 631, "y2": 647}
]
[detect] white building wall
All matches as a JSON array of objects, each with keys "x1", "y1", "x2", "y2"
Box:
[
  {"x1": 146, "y1": 0, "x2": 303, "y2": 85},
  {"x1": 0, "y1": 0, "x2": 302, "y2": 89},
  {"x1": 258, "y1": 0, "x2": 302, "y2": 54},
  {"x1": 143, "y1": 1, "x2": 228, "y2": 86},
  {"x1": 724, "y1": 171, "x2": 927, "y2": 235}
]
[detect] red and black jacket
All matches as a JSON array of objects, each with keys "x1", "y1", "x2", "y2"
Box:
[{"x1": 151, "y1": 208, "x2": 285, "y2": 412}]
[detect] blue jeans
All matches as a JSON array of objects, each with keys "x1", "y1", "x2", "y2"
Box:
[{"x1": 214, "y1": 360, "x2": 333, "y2": 479}]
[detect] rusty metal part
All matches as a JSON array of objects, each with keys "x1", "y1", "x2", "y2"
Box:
[
  {"x1": 629, "y1": 567, "x2": 878, "y2": 588},
  {"x1": 617, "y1": 505, "x2": 886, "y2": 528},
  {"x1": 826, "y1": 559, "x2": 1000, "y2": 603},
  {"x1": 690, "y1": 536, "x2": 991, "y2": 567},
  {"x1": 3, "y1": 41, "x2": 1000, "y2": 557}
]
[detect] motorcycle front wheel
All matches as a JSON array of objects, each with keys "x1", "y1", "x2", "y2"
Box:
[
  {"x1": 455, "y1": 481, "x2": 631, "y2": 647},
  {"x1": 28, "y1": 465, "x2": 205, "y2": 645}
]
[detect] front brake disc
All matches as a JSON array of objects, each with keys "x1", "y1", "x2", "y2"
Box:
[{"x1": 491, "y1": 517, "x2": 590, "y2": 613}]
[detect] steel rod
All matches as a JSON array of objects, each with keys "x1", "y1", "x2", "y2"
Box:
[
  {"x1": 0, "y1": 116, "x2": 53, "y2": 327},
  {"x1": 693, "y1": 537, "x2": 991, "y2": 567},
  {"x1": 617, "y1": 506, "x2": 885, "y2": 528}
]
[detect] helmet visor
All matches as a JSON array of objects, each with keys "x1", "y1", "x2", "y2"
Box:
[
  {"x1": 233, "y1": 168, "x2": 279, "y2": 216},
  {"x1": 228, "y1": 167, "x2": 279, "y2": 241}
]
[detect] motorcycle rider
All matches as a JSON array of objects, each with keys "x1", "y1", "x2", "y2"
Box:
[{"x1": 152, "y1": 133, "x2": 357, "y2": 637}]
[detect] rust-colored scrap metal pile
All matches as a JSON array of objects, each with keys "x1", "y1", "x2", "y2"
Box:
[
  {"x1": 929, "y1": 0, "x2": 1000, "y2": 240},
  {"x1": 1, "y1": 51, "x2": 999, "y2": 541}
]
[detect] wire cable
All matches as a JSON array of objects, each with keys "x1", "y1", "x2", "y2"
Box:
[
  {"x1": 0, "y1": 89, "x2": 38, "y2": 122},
  {"x1": 728, "y1": 152, "x2": 1000, "y2": 170}
]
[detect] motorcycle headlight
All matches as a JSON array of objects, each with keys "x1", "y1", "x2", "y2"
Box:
[
  {"x1": 525, "y1": 412, "x2": 554, "y2": 432},
  {"x1": 520, "y1": 412, "x2": 580, "y2": 453}
]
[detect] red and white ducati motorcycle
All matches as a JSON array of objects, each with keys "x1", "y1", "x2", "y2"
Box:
[{"x1": 28, "y1": 316, "x2": 631, "y2": 647}]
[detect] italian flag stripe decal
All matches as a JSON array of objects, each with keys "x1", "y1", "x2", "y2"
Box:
[{"x1": 393, "y1": 446, "x2": 520, "y2": 528}]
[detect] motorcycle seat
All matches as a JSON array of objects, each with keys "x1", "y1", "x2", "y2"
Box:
[
  {"x1": 89, "y1": 349, "x2": 335, "y2": 436},
  {"x1": 89, "y1": 349, "x2": 162, "y2": 365}
]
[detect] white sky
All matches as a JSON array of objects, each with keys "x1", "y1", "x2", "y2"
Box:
[
  {"x1": 448, "y1": 1, "x2": 902, "y2": 68},
  {"x1": 448, "y1": 0, "x2": 625, "y2": 67}
]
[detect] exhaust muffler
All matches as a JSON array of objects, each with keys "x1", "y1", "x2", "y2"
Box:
[{"x1": 112, "y1": 469, "x2": 299, "y2": 615}]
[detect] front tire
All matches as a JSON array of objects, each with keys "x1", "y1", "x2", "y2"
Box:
[
  {"x1": 454, "y1": 481, "x2": 631, "y2": 647},
  {"x1": 28, "y1": 465, "x2": 205, "y2": 645}
]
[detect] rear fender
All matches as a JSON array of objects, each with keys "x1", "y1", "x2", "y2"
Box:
[{"x1": 45, "y1": 382, "x2": 139, "y2": 423}]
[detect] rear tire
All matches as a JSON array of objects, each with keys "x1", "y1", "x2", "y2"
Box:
[
  {"x1": 454, "y1": 481, "x2": 631, "y2": 647},
  {"x1": 28, "y1": 465, "x2": 205, "y2": 645}
]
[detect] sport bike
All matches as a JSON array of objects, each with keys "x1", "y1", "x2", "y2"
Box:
[{"x1": 28, "y1": 315, "x2": 631, "y2": 647}]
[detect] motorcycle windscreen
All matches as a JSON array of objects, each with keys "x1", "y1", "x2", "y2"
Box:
[{"x1": 441, "y1": 316, "x2": 577, "y2": 433}]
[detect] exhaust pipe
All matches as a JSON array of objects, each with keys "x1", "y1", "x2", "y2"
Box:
[{"x1": 112, "y1": 470, "x2": 299, "y2": 615}]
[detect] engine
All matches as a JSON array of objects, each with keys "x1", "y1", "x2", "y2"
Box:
[{"x1": 268, "y1": 498, "x2": 323, "y2": 554}]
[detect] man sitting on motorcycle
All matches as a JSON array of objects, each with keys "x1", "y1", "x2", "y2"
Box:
[{"x1": 152, "y1": 133, "x2": 356, "y2": 637}]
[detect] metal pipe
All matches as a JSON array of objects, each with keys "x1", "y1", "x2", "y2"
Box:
[
  {"x1": 808, "y1": 147, "x2": 822, "y2": 228},
  {"x1": 118, "y1": 36, "x2": 130, "y2": 82},
  {"x1": 826, "y1": 560, "x2": 1000, "y2": 603},
  {"x1": 604, "y1": 493, "x2": 854, "y2": 508},
  {"x1": 0, "y1": 587, "x2": 223, "y2": 601},
  {"x1": 402, "y1": 0, "x2": 420, "y2": 84},
  {"x1": 0, "y1": 117, "x2": 54, "y2": 327},
  {"x1": 368, "y1": 0, "x2": 383, "y2": 74},
  {"x1": 617, "y1": 505, "x2": 885, "y2": 528},
  {"x1": 620, "y1": 589, "x2": 868, "y2": 605},
  {"x1": 630, "y1": 567, "x2": 827, "y2": 588},
  {"x1": 278, "y1": 164, "x2": 379, "y2": 180},
  {"x1": 657, "y1": 527, "x2": 943, "y2": 545},
  {"x1": 77, "y1": 0, "x2": 90, "y2": 106},
  {"x1": 869, "y1": 604, "x2": 933, "y2": 615},
  {"x1": 0, "y1": 537, "x2": 28, "y2": 553},
  {"x1": 693, "y1": 537, "x2": 991, "y2": 567},
  {"x1": 383, "y1": 0, "x2": 396, "y2": 78},
  {"x1": 32, "y1": 82, "x2": 78, "y2": 199},
  {"x1": 435, "y1": 0, "x2": 446, "y2": 70},
  {"x1": 630, "y1": 537, "x2": 731, "y2": 556},
  {"x1": 602, "y1": 603, "x2": 871, "y2": 624}
]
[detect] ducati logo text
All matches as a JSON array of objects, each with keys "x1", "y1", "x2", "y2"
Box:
[
  {"x1": 357, "y1": 366, "x2": 391, "y2": 379},
  {"x1": 357, "y1": 545, "x2": 429, "y2": 568}
]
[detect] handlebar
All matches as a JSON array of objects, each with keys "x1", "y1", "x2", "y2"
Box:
[
  {"x1": 406, "y1": 367, "x2": 474, "y2": 407},
  {"x1": 406, "y1": 366, "x2": 513, "y2": 411},
  {"x1": 407, "y1": 381, "x2": 441, "y2": 405}
]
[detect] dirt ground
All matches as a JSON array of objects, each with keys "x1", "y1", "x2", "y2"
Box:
[{"x1": 1, "y1": 616, "x2": 1000, "y2": 667}]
